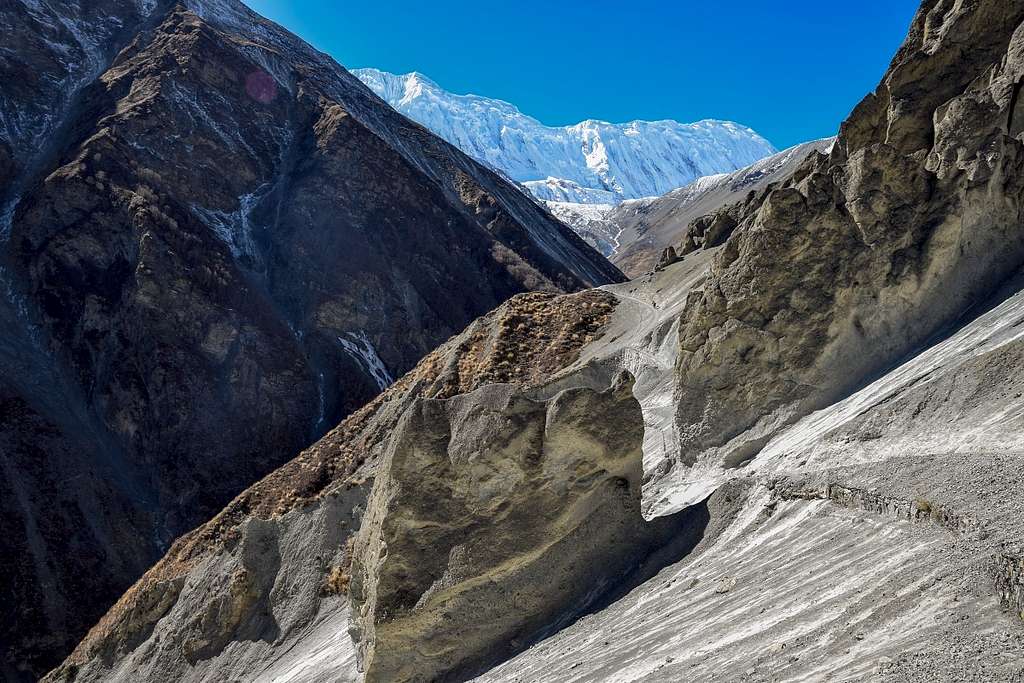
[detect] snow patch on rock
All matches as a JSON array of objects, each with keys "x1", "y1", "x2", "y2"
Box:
[{"x1": 192, "y1": 189, "x2": 267, "y2": 260}]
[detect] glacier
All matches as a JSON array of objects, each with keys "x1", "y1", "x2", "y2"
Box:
[{"x1": 353, "y1": 68, "x2": 777, "y2": 205}]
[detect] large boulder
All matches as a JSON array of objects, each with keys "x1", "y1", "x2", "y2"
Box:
[
  {"x1": 348, "y1": 373, "x2": 698, "y2": 683},
  {"x1": 44, "y1": 290, "x2": 631, "y2": 682}
]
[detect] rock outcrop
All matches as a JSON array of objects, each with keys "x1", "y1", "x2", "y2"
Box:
[
  {"x1": 43, "y1": 289, "x2": 635, "y2": 682},
  {"x1": 0, "y1": 0, "x2": 621, "y2": 676},
  {"x1": 348, "y1": 372, "x2": 697, "y2": 683},
  {"x1": 667, "y1": 0, "x2": 1024, "y2": 503}
]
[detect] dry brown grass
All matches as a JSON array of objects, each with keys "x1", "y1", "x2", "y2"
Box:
[
  {"x1": 322, "y1": 537, "x2": 356, "y2": 596},
  {"x1": 322, "y1": 566, "x2": 351, "y2": 596},
  {"x1": 427, "y1": 289, "x2": 616, "y2": 399}
]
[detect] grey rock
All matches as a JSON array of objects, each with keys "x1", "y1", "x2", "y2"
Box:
[
  {"x1": 669, "y1": 0, "x2": 1024, "y2": 498},
  {"x1": 349, "y1": 374, "x2": 698, "y2": 682}
]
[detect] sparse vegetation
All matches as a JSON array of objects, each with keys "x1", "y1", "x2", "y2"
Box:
[
  {"x1": 322, "y1": 537, "x2": 356, "y2": 596},
  {"x1": 322, "y1": 566, "x2": 351, "y2": 596}
]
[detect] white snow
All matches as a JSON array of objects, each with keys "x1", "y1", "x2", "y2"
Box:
[
  {"x1": 545, "y1": 201, "x2": 616, "y2": 224},
  {"x1": 338, "y1": 332, "x2": 394, "y2": 391},
  {"x1": 524, "y1": 177, "x2": 619, "y2": 205},
  {"x1": 354, "y1": 68, "x2": 777, "y2": 206}
]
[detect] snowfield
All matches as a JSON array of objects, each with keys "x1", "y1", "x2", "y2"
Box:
[{"x1": 354, "y1": 68, "x2": 776, "y2": 205}]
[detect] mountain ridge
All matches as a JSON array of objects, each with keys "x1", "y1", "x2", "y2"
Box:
[{"x1": 353, "y1": 67, "x2": 777, "y2": 204}]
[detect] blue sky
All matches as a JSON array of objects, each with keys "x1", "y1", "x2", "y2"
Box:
[{"x1": 242, "y1": 1, "x2": 920, "y2": 149}]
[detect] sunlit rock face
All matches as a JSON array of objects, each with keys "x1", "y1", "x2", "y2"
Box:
[
  {"x1": 664, "y1": 0, "x2": 1024, "y2": 502},
  {"x1": 348, "y1": 374, "x2": 701, "y2": 683},
  {"x1": 0, "y1": 0, "x2": 622, "y2": 676}
]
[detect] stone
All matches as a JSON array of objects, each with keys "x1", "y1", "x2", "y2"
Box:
[
  {"x1": 348, "y1": 372, "x2": 699, "y2": 682},
  {"x1": 656, "y1": 245, "x2": 682, "y2": 270},
  {"x1": 670, "y1": 0, "x2": 1024, "y2": 491}
]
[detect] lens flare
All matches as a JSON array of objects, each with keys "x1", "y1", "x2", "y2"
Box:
[{"x1": 245, "y1": 70, "x2": 276, "y2": 104}]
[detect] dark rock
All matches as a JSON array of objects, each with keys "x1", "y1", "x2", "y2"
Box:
[{"x1": 0, "y1": 0, "x2": 622, "y2": 675}]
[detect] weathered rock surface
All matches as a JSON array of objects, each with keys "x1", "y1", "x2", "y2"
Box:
[
  {"x1": 0, "y1": 0, "x2": 621, "y2": 676},
  {"x1": 348, "y1": 372, "x2": 699, "y2": 683},
  {"x1": 666, "y1": 0, "x2": 1024, "y2": 504},
  {"x1": 43, "y1": 289, "x2": 629, "y2": 682}
]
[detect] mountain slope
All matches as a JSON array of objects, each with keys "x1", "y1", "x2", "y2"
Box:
[
  {"x1": 353, "y1": 68, "x2": 776, "y2": 204},
  {"x1": 544, "y1": 139, "x2": 836, "y2": 265},
  {"x1": 608, "y1": 138, "x2": 835, "y2": 274},
  {"x1": 0, "y1": 0, "x2": 621, "y2": 677},
  {"x1": 44, "y1": 0, "x2": 1024, "y2": 681}
]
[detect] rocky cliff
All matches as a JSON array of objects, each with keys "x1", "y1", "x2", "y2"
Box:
[
  {"x1": 665, "y1": 0, "x2": 1024, "y2": 506},
  {"x1": 607, "y1": 138, "x2": 835, "y2": 276},
  {"x1": 0, "y1": 0, "x2": 621, "y2": 677},
  {"x1": 38, "y1": 0, "x2": 1024, "y2": 681},
  {"x1": 43, "y1": 289, "x2": 665, "y2": 682}
]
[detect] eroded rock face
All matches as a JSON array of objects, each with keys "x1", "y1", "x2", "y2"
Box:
[
  {"x1": 0, "y1": 0, "x2": 621, "y2": 675},
  {"x1": 608, "y1": 139, "x2": 834, "y2": 277},
  {"x1": 667, "y1": 0, "x2": 1024, "y2": 499},
  {"x1": 44, "y1": 290, "x2": 622, "y2": 682},
  {"x1": 348, "y1": 373, "x2": 695, "y2": 682}
]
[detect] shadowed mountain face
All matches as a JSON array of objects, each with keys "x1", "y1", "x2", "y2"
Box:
[{"x1": 0, "y1": 0, "x2": 622, "y2": 677}]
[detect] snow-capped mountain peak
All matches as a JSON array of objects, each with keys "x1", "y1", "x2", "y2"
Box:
[{"x1": 353, "y1": 68, "x2": 777, "y2": 205}]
